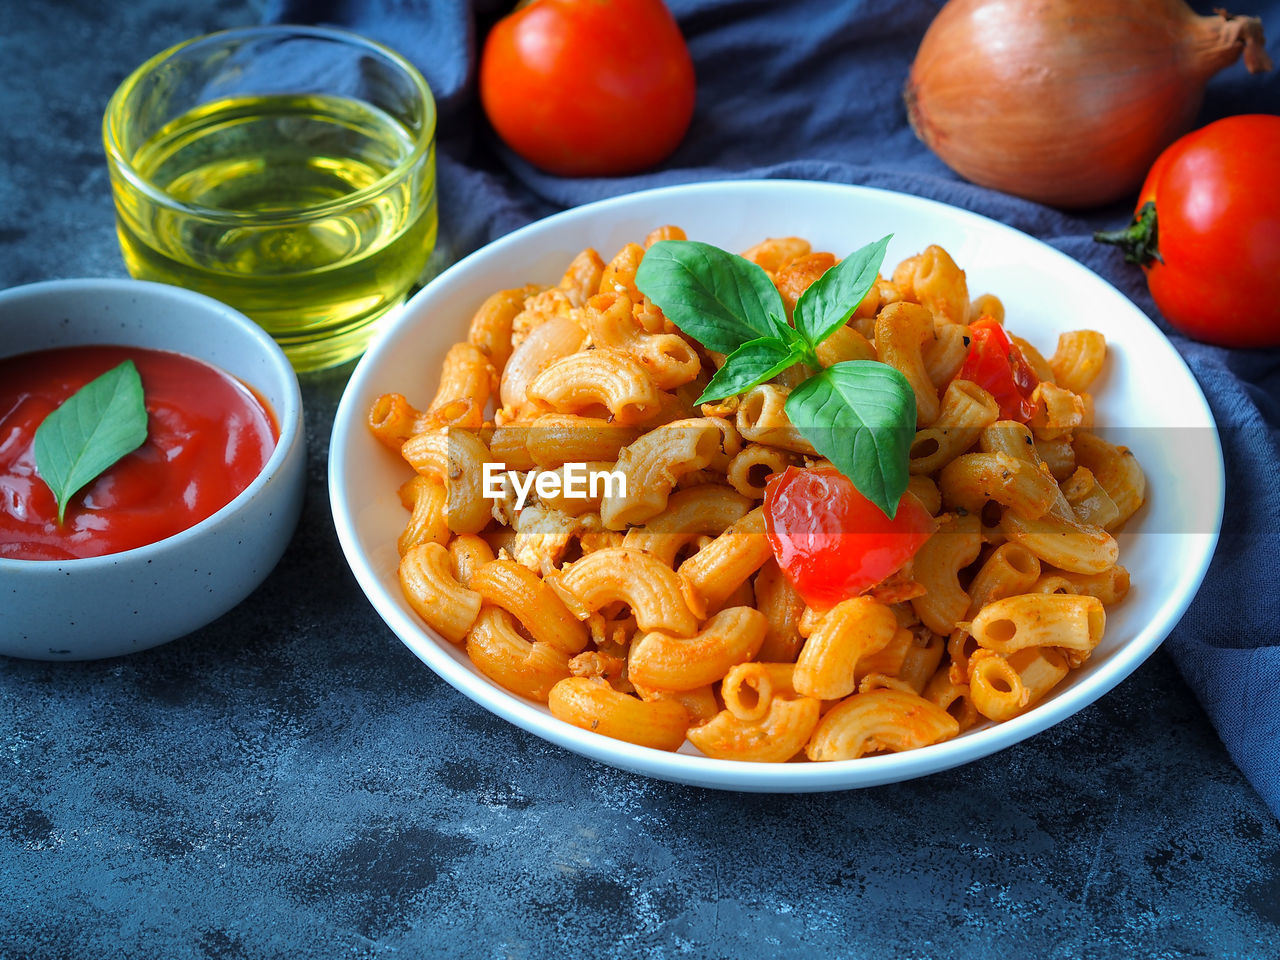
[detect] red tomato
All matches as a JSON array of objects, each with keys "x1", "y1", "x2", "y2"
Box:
[
  {"x1": 763, "y1": 466, "x2": 936, "y2": 610},
  {"x1": 1097, "y1": 114, "x2": 1280, "y2": 348},
  {"x1": 479, "y1": 0, "x2": 696, "y2": 176},
  {"x1": 955, "y1": 316, "x2": 1038, "y2": 422}
]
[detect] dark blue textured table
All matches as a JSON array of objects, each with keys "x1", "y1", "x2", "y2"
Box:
[{"x1": 2, "y1": 2, "x2": 1278, "y2": 957}]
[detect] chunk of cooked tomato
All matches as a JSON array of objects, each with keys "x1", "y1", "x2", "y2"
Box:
[
  {"x1": 763, "y1": 466, "x2": 935, "y2": 609},
  {"x1": 956, "y1": 316, "x2": 1038, "y2": 422}
]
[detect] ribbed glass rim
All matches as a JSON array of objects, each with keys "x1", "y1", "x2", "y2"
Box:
[{"x1": 102, "y1": 24, "x2": 436, "y2": 225}]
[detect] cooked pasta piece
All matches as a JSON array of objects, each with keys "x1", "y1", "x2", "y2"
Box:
[
  {"x1": 467, "y1": 606, "x2": 571, "y2": 701},
  {"x1": 875, "y1": 302, "x2": 941, "y2": 426},
  {"x1": 794, "y1": 597, "x2": 898, "y2": 701},
  {"x1": 688, "y1": 696, "x2": 821, "y2": 763},
  {"x1": 629, "y1": 606, "x2": 768, "y2": 690},
  {"x1": 552, "y1": 548, "x2": 699, "y2": 636},
  {"x1": 399, "y1": 543, "x2": 481, "y2": 644},
  {"x1": 548, "y1": 677, "x2": 689, "y2": 751},
  {"x1": 805, "y1": 689, "x2": 960, "y2": 761}
]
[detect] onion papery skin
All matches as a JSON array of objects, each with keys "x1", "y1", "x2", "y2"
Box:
[{"x1": 904, "y1": 0, "x2": 1271, "y2": 209}]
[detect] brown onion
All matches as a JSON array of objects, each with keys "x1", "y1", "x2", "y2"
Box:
[{"x1": 904, "y1": 0, "x2": 1272, "y2": 208}]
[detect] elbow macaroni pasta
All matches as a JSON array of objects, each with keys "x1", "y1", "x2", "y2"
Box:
[{"x1": 371, "y1": 228, "x2": 1144, "y2": 762}]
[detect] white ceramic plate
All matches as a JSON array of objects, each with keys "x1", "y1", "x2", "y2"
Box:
[{"x1": 329, "y1": 180, "x2": 1223, "y2": 791}]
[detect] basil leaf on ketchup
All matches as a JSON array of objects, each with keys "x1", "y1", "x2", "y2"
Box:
[{"x1": 34, "y1": 359, "x2": 149, "y2": 525}]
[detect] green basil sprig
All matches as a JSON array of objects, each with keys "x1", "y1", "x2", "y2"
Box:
[
  {"x1": 35, "y1": 359, "x2": 149, "y2": 525},
  {"x1": 629, "y1": 241, "x2": 790, "y2": 351},
  {"x1": 636, "y1": 235, "x2": 916, "y2": 518},
  {"x1": 785, "y1": 361, "x2": 915, "y2": 522}
]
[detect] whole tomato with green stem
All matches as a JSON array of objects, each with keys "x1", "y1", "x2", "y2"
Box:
[
  {"x1": 1096, "y1": 114, "x2": 1280, "y2": 348},
  {"x1": 479, "y1": 0, "x2": 696, "y2": 177}
]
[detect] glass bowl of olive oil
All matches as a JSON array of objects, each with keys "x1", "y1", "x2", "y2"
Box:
[{"x1": 104, "y1": 26, "x2": 437, "y2": 372}]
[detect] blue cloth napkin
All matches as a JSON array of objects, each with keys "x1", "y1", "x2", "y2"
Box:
[{"x1": 267, "y1": 0, "x2": 1280, "y2": 815}]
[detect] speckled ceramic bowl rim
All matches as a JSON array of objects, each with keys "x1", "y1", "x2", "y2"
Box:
[{"x1": 0, "y1": 277, "x2": 303, "y2": 572}]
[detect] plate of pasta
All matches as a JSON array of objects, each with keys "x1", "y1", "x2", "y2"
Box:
[{"x1": 329, "y1": 179, "x2": 1223, "y2": 791}]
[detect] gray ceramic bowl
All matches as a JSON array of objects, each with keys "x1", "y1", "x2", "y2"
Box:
[{"x1": 0, "y1": 279, "x2": 305, "y2": 660}]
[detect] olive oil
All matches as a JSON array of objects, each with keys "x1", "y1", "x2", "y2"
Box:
[{"x1": 112, "y1": 94, "x2": 436, "y2": 371}]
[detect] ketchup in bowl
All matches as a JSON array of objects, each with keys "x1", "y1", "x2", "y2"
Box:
[{"x1": 0, "y1": 345, "x2": 278, "y2": 561}]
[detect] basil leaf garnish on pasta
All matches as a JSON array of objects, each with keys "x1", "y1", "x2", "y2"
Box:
[
  {"x1": 636, "y1": 240, "x2": 788, "y2": 352},
  {"x1": 792, "y1": 235, "x2": 891, "y2": 347},
  {"x1": 637, "y1": 234, "x2": 911, "y2": 518},
  {"x1": 34, "y1": 359, "x2": 149, "y2": 525},
  {"x1": 697, "y1": 336, "x2": 808, "y2": 404},
  {"x1": 785, "y1": 361, "x2": 916, "y2": 519}
]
